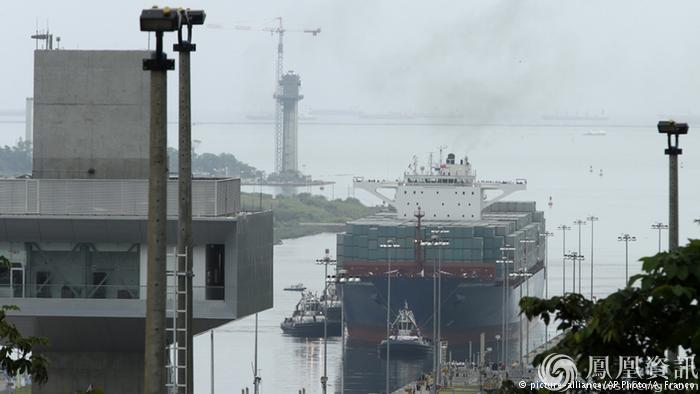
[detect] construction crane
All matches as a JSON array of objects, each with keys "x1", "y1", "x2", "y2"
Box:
[{"x1": 209, "y1": 18, "x2": 320, "y2": 174}]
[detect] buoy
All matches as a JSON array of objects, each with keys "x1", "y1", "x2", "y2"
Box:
[
  {"x1": 589, "y1": 165, "x2": 593, "y2": 173},
  {"x1": 599, "y1": 169, "x2": 603, "y2": 177},
  {"x1": 548, "y1": 196, "x2": 553, "y2": 208}
]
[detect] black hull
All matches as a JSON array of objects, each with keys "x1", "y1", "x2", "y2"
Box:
[
  {"x1": 280, "y1": 321, "x2": 342, "y2": 337},
  {"x1": 341, "y1": 268, "x2": 545, "y2": 356}
]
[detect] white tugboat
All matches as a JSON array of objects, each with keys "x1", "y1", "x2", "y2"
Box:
[{"x1": 378, "y1": 301, "x2": 431, "y2": 356}]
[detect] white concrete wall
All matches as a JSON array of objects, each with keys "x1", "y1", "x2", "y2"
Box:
[{"x1": 33, "y1": 50, "x2": 150, "y2": 179}]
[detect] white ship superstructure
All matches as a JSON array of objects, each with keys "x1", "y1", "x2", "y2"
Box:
[{"x1": 354, "y1": 153, "x2": 527, "y2": 220}]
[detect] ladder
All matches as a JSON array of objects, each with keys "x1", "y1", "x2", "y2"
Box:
[{"x1": 166, "y1": 247, "x2": 190, "y2": 393}]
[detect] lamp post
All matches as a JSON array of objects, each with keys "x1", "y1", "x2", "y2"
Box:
[
  {"x1": 586, "y1": 216, "x2": 598, "y2": 300},
  {"x1": 421, "y1": 233, "x2": 449, "y2": 394},
  {"x1": 173, "y1": 10, "x2": 205, "y2": 394},
  {"x1": 617, "y1": 234, "x2": 636, "y2": 285},
  {"x1": 651, "y1": 222, "x2": 668, "y2": 253},
  {"x1": 563, "y1": 252, "x2": 584, "y2": 295},
  {"x1": 657, "y1": 120, "x2": 688, "y2": 252},
  {"x1": 538, "y1": 231, "x2": 554, "y2": 341},
  {"x1": 379, "y1": 239, "x2": 400, "y2": 394},
  {"x1": 573, "y1": 220, "x2": 587, "y2": 294},
  {"x1": 140, "y1": 8, "x2": 178, "y2": 393},
  {"x1": 557, "y1": 225, "x2": 571, "y2": 294},
  {"x1": 315, "y1": 249, "x2": 336, "y2": 394},
  {"x1": 519, "y1": 238, "x2": 535, "y2": 363},
  {"x1": 497, "y1": 245, "x2": 515, "y2": 368},
  {"x1": 335, "y1": 270, "x2": 352, "y2": 394},
  {"x1": 509, "y1": 268, "x2": 532, "y2": 374}
]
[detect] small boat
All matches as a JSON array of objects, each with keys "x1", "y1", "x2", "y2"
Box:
[
  {"x1": 280, "y1": 292, "x2": 341, "y2": 337},
  {"x1": 583, "y1": 130, "x2": 607, "y2": 136},
  {"x1": 378, "y1": 301, "x2": 431, "y2": 357},
  {"x1": 284, "y1": 283, "x2": 306, "y2": 291}
]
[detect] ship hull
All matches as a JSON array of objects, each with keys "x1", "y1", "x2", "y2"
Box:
[
  {"x1": 280, "y1": 321, "x2": 342, "y2": 337},
  {"x1": 378, "y1": 339, "x2": 431, "y2": 357},
  {"x1": 341, "y1": 267, "x2": 545, "y2": 355}
]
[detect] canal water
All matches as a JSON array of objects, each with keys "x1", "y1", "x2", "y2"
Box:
[{"x1": 193, "y1": 232, "x2": 433, "y2": 393}]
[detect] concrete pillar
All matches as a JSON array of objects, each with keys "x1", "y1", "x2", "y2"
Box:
[
  {"x1": 669, "y1": 154, "x2": 679, "y2": 251},
  {"x1": 177, "y1": 47, "x2": 194, "y2": 394},
  {"x1": 144, "y1": 50, "x2": 169, "y2": 394}
]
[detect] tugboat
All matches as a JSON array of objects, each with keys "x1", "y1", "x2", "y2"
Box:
[
  {"x1": 378, "y1": 301, "x2": 431, "y2": 356},
  {"x1": 283, "y1": 283, "x2": 307, "y2": 292},
  {"x1": 320, "y1": 277, "x2": 342, "y2": 324},
  {"x1": 280, "y1": 292, "x2": 341, "y2": 337}
]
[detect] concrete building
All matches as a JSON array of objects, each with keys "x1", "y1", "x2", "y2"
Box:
[
  {"x1": 0, "y1": 50, "x2": 273, "y2": 393},
  {"x1": 275, "y1": 72, "x2": 303, "y2": 174},
  {"x1": 32, "y1": 50, "x2": 150, "y2": 179}
]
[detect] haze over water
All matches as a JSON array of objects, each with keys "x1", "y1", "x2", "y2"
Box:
[{"x1": 180, "y1": 121, "x2": 699, "y2": 392}]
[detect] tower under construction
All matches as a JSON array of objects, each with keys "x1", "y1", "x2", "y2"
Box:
[{"x1": 275, "y1": 71, "x2": 303, "y2": 175}]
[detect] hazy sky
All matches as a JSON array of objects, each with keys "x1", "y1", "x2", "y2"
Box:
[{"x1": 4, "y1": 0, "x2": 700, "y2": 121}]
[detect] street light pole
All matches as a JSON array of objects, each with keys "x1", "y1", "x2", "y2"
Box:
[
  {"x1": 557, "y1": 225, "x2": 571, "y2": 294},
  {"x1": 421, "y1": 233, "x2": 449, "y2": 394},
  {"x1": 651, "y1": 222, "x2": 668, "y2": 253},
  {"x1": 379, "y1": 239, "x2": 400, "y2": 394},
  {"x1": 563, "y1": 252, "x2": 585, "y2": 298},
  {"x1": 509, "y1": 268, "x2": 532, "y2": 375},
  {"x1": 497, "y1": 245, "x2": 515, "y2": 369},
  {"x1": 519, "y1": 238, "x2": 535, "y2": 366},
  {"x1": 617, "y1": 234, "x2": 636, "y2": 285},
  {"x1": 539, "y1": 232, "x2": 554, "y2": 341},
  {"x1": 573, "y1": 220, "x2": 587, "y2": 294},
  {"x1": 586, "y1": 216, "x2": 598, "y2": 300},
  {"x1": 174, "y1": 10, "x2": 205, "y2": 394},
  {"x1": 140, "y1": 8, "x2": 177, "y2": 393},
  {"x1": 657, "y1": 121, "x2": 688, "y2": 252},
  {"x1": 316, "y1": 250, "x2": 337, "y2": 394}
]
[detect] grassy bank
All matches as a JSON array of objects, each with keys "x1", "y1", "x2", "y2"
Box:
[{"x1": 241, "y1": 192, "x2": 386, "y2": 243}]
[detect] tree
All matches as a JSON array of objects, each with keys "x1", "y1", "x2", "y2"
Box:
[
  {"x1": 518, "y1": 239, "x2": 700, "y2": 388},
  {"x1": 0, "y1": 256, "x2": 49, "y2": 385}
]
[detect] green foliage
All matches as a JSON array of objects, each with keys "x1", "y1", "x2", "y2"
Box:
[
  {"x1": 519, "y1": 239, "x2": 700, "y2": 383},
  {"x1": 168, "y1": 148, "x2": 263, "y2": 179},
  {"x1": 0, "y1": 140, "x2": 32, "y2": 176},
  {"x1": 0, "y1": 262, "x2": 49, "y2": 384},
  {"x1": 241, "y1": 192, "x2": 385, "y2": 242}
]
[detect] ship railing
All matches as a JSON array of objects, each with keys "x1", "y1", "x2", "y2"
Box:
[{"x1": 477, "y1": 178, "x2": 527, "y2": 185}]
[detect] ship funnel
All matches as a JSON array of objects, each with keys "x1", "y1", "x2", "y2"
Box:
[{"x1": 446, "y1": 153, "x2": 455, "y2": 165}]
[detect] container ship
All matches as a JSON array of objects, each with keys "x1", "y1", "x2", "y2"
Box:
[{"x1": 337, "y1": 153, "x2": 546, "y2": 357}]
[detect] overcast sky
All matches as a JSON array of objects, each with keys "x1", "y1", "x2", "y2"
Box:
[{"x1": 4, "y1": 0, "x2": 700, "y2": 121}]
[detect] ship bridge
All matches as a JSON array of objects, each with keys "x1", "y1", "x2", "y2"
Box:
[{"x1": 354, "y1": 153, "x2": 526, "y2": 221}]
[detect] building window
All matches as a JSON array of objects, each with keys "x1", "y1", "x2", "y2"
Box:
[
  {"x1": 26, "y1": 243, "x2": 140, "y2": 300},
  {"x1": 206, "y1": 244, "x2": 225, "y2": 300}
]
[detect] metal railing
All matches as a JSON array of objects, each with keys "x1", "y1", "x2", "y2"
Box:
[
  {"x1": 0, "y1": 178, "x2": 240, "y2": 217},
  {"x1": 0, "y1": 284, "x2": 225, "y2": 301}
]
